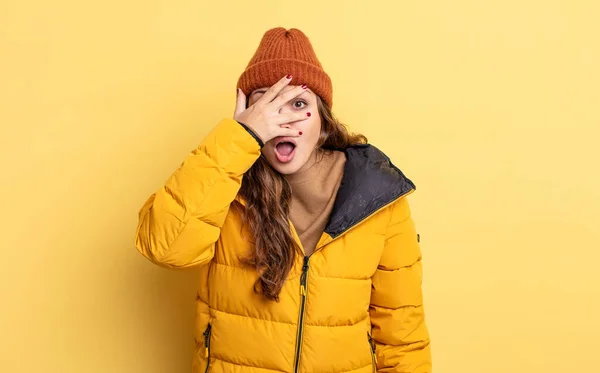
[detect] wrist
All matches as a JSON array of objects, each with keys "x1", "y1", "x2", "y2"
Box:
[{"x1": 236, "y1": 120, "x2": 265, "y2": 148}]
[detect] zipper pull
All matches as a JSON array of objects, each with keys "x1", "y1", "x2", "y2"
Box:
[
  {"x1": 203, "y1": 324, "x2": 212, "y2": 358},
  {"x1": 368, "y1": 333, "x2": 378, "y2": 364},
  {"x1": 299, "y1": 256, "x2": 310, "y2": 296}
]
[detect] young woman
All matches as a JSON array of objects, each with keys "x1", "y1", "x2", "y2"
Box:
[{"x1": 135, "y1": 27, "x2": 431, "y2": 373}]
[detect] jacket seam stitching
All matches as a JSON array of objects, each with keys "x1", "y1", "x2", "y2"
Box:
[
  {"x1": 212, "y1": 261, "x2": 246, "y2": 270},
  {"x1": 305, "y1": 314, "x2": 369, "y2": 328},
  {"x1": 375, "y1": 258, "x2": 422, "y2": 272},
  {"x1": 312, "y1": 275, "x2": 370, "y2": 281},
  {"x1": 210, "y1": 307, "x2": 296, "y2": 326},
  {"x1": 209, "y1": 355, "x2": 287, "y2": 372},
  {"x1": 370, "y1": 304, "x2": 423, "y2": 311}
]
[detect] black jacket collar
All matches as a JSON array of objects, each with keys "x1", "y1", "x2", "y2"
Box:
[{"x1": 324, "y1": 144, "x2": 416, "y2": 238}]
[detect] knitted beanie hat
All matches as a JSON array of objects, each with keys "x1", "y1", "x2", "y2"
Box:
[{"x1": 237, "y1": 27, "x2": 333, "y2": 108}]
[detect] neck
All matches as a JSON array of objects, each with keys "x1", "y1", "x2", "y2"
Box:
[
  {"x1": 284, "y1": 148, "x2": 345, "y2": 213},
  {"x1": 284, "y1": 149, "x2": 322, "y2": 186},
  {"x1": 283, "y1": 148, "x2": 347, "y2": 255}
]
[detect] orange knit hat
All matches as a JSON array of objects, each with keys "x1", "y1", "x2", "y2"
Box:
[{"x1": 237, "y1": 27, "x2": 333, "y2": 108}]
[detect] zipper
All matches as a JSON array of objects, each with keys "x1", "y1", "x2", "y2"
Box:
[
  {"x1": 203, "y1": 323, "x2": 212, "y2": 373},
  {"x1": 368, "y1": 332, "x2": 377, "y2": 372},
  {"x1": 293, "y1": 255, "x2": 311, "y2": 373},
  {"x1": 289, "y1": 190, "x2": 413, "y2": 372}
]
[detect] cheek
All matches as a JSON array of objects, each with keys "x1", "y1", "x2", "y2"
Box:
[{"x1": 299, "y1": 118, "x2": 321, "y2": 145}]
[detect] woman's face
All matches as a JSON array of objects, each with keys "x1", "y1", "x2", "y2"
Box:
[{"x1": 248, "y1": 86, "x2": 322, "y2": 175}]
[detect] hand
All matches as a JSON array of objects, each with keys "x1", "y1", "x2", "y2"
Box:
[{"x1": 234, "y1": 75, "x2": 310, "y2": 143}]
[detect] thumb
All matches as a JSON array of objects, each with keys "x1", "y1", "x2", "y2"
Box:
[{"x1": 234, "y1": 88, "x2": 246, "y2": 118}]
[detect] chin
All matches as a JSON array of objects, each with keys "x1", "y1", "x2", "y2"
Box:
[{"x1": 269, "y1": 158, "x2": 304, "y2": 175}]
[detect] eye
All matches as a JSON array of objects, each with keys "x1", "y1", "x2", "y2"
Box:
[{"x1": 292, "y1": 99, "x2": 308, "y2": 109}]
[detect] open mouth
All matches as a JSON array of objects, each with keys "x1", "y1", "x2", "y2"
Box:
[{"x1": 274, "y1": 138, "x2": 297, "y2": 163}]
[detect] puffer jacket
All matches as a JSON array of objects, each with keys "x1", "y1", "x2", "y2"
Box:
[{"x1": 135, "y1": 118, "x2": 431, "y2": 373}]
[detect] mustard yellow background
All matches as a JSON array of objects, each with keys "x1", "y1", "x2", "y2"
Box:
[{"x1": 1, "y1": 0, "x2": 599, "y2": 372}]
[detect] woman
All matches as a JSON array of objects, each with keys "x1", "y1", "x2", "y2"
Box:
[{"x1": 135, "y1": 27, "x2": 431, "y2": 373}]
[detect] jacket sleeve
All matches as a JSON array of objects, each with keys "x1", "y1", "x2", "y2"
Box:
[
  {"x1": 369, "y1": 195, "x2": 432, "y2": 372},
  {"x1": 134, "y1": 118, "x2": 262, "y2": 268}
]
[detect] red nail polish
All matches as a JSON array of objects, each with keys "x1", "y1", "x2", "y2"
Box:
[
  {"x1": 306, "y1": 112, "x2": 311, "y2": 117},
  {"x1": 299, "y1": 131, "x2": 303, "y2": 135},
  {"x1": 286, "y1": 74, "x2": 292, "y2": 79},
  {"x1": 302, "y1": 84, "x2": 307, "y2": 89}
]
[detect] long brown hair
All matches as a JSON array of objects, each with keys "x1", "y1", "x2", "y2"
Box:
[{"x1": 237, "y1": 96, "x2": 367, "y2": 301}]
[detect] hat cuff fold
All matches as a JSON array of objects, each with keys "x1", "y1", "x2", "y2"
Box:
[{"x1": 237, "y1": 58, "x2": 333, "y2": 108}]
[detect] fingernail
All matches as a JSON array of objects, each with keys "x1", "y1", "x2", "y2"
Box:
[
  {"x1": 306, "y1": 112, "x2": 311, "y2": 117},
  {"x1": 299, "y1": 131, "x2": 303, "y2": 135},
  {"x1": 302, "y1": 84, "x2": 307, "y2": 89},
  {"x1": 286, "y1": 74, "x2": 292, "y2": 79}
]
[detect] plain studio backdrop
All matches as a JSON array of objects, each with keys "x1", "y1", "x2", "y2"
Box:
[{"x1": 1, "y1": 1, "x2": 599, "y2": 372}]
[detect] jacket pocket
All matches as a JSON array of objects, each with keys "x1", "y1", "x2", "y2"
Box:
[
  {"x1": 203, "y1": 323, "x2": 212, "y2": 372},
  {"x1": 367, "y1": 332, "x2": 377, "y2": 372}
]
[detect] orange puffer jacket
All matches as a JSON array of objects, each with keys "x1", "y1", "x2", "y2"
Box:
[{"x1": 135, "y1": 118, "x2": 431, "y2": 372}]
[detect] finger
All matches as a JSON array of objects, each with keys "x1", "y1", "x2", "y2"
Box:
[
  {"x1": 234, "y1": 88, "x2": 246, "y2": 118},
  {"x1": 271, "y1": 84, "x2": 307, "y2": 109},
  {"x1": 277, "y1": 127, "x2": 303, "y2": 138},
  {"x1": 257, "y1": 75, "x2": 292, "y2": 104},
  {"x1": 274, "y1": 111, "x2": 312, "y2": 126}
]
